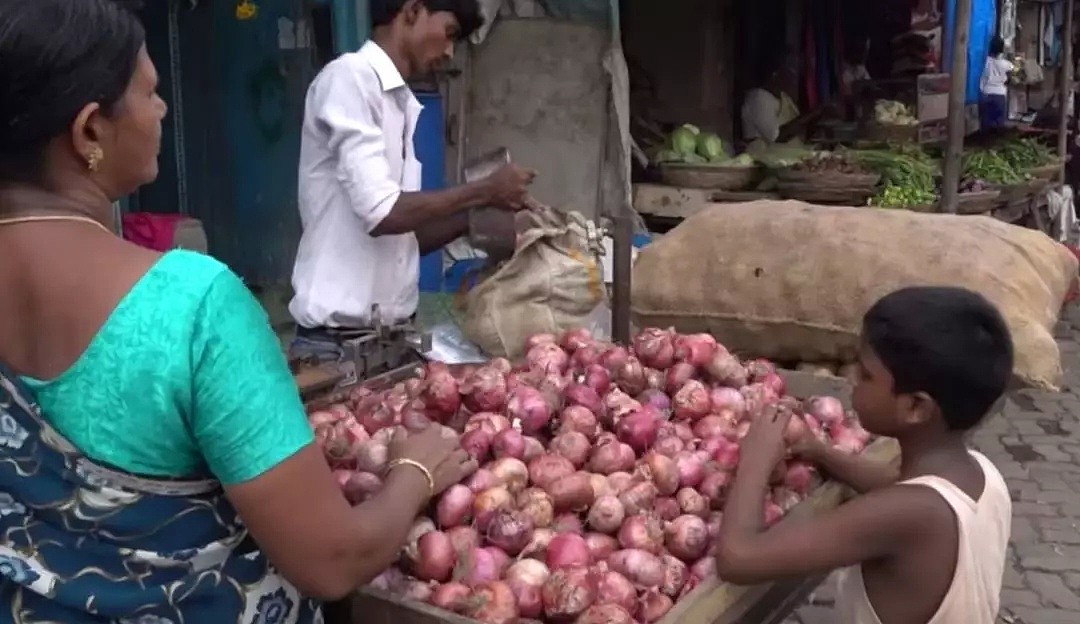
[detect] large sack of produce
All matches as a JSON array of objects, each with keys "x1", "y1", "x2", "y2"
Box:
[
  {"x1": 463, "y1": 206, "x2": 606, "y2": 359},
  {"x1": 631, "y1": 201, "x2": 1079, "y2": 390}
]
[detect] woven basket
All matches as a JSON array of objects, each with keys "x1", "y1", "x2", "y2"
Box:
[
  {"x1": 660, "y1": 163, "x2": 763, "y2": 191},
  {"x1": 775, "y1": 168, "x2": 881, "y2": 188},
  {"x1": 1026, "y1": 163, "x2": 1061, "y2": 181},
  {"x1": 955, "y1": 190, "x2": 1002, "y2": 215}
]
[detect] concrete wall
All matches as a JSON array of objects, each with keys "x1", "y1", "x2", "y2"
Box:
[{"x1": 463, "y1": 19, "x2": 613, "y2": 220}]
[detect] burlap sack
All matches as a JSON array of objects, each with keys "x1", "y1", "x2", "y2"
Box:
[
  {"x1": 632, "y1": 200, "x2": 1079, "y2": 390},
  {"x1": 463, "y1": 206, "x2": 606, "y2": 359}
]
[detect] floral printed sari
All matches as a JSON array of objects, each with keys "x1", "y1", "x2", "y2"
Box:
[{"x1": 0, "y1": 362, "x2": 322, "y2": 623}]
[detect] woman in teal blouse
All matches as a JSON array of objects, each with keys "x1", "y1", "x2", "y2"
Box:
[{"x1": 0, "y1": 1, "x2": 476, "y2": 621}]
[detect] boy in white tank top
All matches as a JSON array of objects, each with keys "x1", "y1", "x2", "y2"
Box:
[{"x1": 715, "y1": 286, "x2": 1013, "y2": 623}]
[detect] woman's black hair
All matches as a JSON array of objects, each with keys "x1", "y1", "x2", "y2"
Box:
[
  {"x1": 862, "y1": 286, "x2": 1014, "y2": 431},
  {"x1": 0, "y1": 0, "x2": 145, "y2": 184},
  {"x1": 989, "y1": 36, "x2": 1006, "y2": 57},
  {"x1": 371, "y1": 0, "x2": 483, "y2": 40}
]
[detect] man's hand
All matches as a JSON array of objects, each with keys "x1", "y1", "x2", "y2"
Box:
[{"x1": 484, "y1": 164, "x2": 537, "y2": 210}]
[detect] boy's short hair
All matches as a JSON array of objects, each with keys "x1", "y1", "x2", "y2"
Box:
[
  {"x1": 371, "y1": 0, "x2": 483, "y2": 40},
  {"x1": 989, "y1": 36, "x2": 1006, "y2": 57},
  {"x1": 862, "y1": 286, "x2": 1013, "y2": 431}
]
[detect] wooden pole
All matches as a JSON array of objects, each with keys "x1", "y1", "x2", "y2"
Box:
[
  {"x1": 1059, "y1": 0, "x2": 1075, "y2": 184},
  {"x1": 941, "y1": 0, "x2": 974, "y2": 214}
]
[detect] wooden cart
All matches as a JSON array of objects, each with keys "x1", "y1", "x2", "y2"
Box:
[{"x1": 299, "y1": 367, "x2": 900, "y2": 624}]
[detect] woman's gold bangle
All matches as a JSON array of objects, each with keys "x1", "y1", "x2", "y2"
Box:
[{"x1": 386, "y1": 458, "x2": 435, "y2": 498}]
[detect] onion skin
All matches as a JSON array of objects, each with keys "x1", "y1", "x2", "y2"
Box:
[
  {"x1": 593, "y1": 569, "x2": 638, "y2": 613},
  {"x1": 461, "y1": 429, "x2": 494, "y2": 463},
  {"x1": 447, "y1": 526, "x2": 481, "y2": 557},
  {"x1": 577, "y1": 604, "x2": 635, "y2": 624},
  {"x1": 587, "y1": 495, "x2": 626, "y2": 535},
  {"x1": 413, "y1": 531, "x2": 457, "y2": 582},
  {"x1": 607, "y1": 549, "x2": 665, "y2": 587},
  {"x1": 653, "y1": 497, "x2": 681, "y2": 522},
  {"x1": 550, "y1": 432, "x2": 592, "y2": 469},
  {"x1": 542, "y1": 566, "x2": 599, "y2": 620},
  {"x1": 588, "y1": 442, "x2": 636, "y2": 476},
  {"x1": 474, "y1": 487, "x2": 514, "y2": 533},
  {"x1": 583, "y1": 533, "x2": 619, "y2": 561},
  {"x1": 457, "y1": 547, "x2": 504, "y2": 588},
  {"x1": 437, "y1": 485, "x2": 475, "y2": 529},
  {"x1": 529, "y1": 454, "x2": 577, "y2": 490},
  {"x1": 492, "y1": 428, "x2": 527, "y2": 460},
  {"x1": 638, "y1": 589, "x2": 674, "y2": 622},
  {"x1": 559, "y1": 405, "x2": 600, "y2": 440},
  {"x1": 485, "y1": 509, "x2": 535, "y2": 556},
  {"x1": 617, "y1": 514, "x2": 665, "y2": 555},
  {"x1": 615, "y1": 410, "x2": 661, "y2": 453},
  {"x1": 547, "y1": 473, "x2": 596, "y2": 513},
  {"x1": 505, "y1": 560, "x2": 551, "y2": 619},
  {"x1": 673, "y1": 452, "x2": 706, "y2": 489},
  {"x1": 430, "y1": 582, "x2": 471, "y2": 613},
  {"x1": 676, "y1": 488, "x2": 710, "y2": 519},
  {"x1": 488, "y1": 457, "x2": 529, "y2": 494},
  {"x1": 467, "y1": 581, "x2": 520, "y2": 624},
  {"x1": 659, "y1": 554, "x2": 688, "y2": 597},
  {"x1": 465, "y1": 469, "x2": 500, "y2": 494},
  {"x1": 553, "y1": 513, "x2": 585, "y2": 535},
  {"x1": 665, "y1": 515, "x2": 710, "y2": 562},
  {"x1": 618, "y1": 481, "x2": 659, "y2": 517},
  {"x1": 517, "y1": 488, "x2": 556, "y2": 529},
  {"x1": 640, "y1": 452, "x2": 680, "y2": 496}
]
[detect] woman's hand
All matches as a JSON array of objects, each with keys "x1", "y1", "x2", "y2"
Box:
[{"x1": 390, "y1": 426, "x2": 478, "y2": 497}]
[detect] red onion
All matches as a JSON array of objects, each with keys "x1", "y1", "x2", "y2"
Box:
[
  {"x1": 437, "y1": 484, "x2": 474, "y2": 529},
  {"x1": 492, "y1": 429, "x2": 526, "y2": 460},
  {"x1": 572, "y1": 345, "x2": 603, "y2": 371},
  {"x1": 673, "y1": 380, "x2": 711, "y2": 422},
  {"x1": 713, "y1": 443, "x2": 740, "y2": 471},
  {"x1": 633, "y1": 328, "x2": 676, "y2": 370},
  {"x1": 594, "y1": 569, "x2": 637, "y2": 613},
  {"x1": 763, "y1": 501, "x2": 784, "y2": 527},
  {"x1": 639, "y1": 452, "x2": 680, "y2": 496},
  {"x1": 488, "y1": 457, "x2": 529, "y2": 494},
  {"x1": 615, "y1": 410, "x2": 660, "y2": 454},
  {"x1": 400, "y1": 579, "x2": 434, "y2": 603},
  {"x1": 430, "y1": 582, "x2": 471, "y2": 613},
  {"x1": 784, "y1": 461, "x2": 815, "y2": 495},
  {"x1": 404, "y1": 517, "x2": 437, "y2": 561},
  {"x1": 458, "y1": 547, "x2": 504, "y2": 588},
  {"x1": 526, "y1": 333, "x2": 558, "y2": 350},
  {"x1": 588, "y1": 473, "x2": 614, "y2": 500},
  {"x1": 487, "y1": 547, "x2": 512, "y2": 575},
  {"x1": 761, "y1": 372, "x2": 786, "y2": 396},
  {"x1": 599, "y1": 346, "x2": 630, "y2": 372},
  {"x1": 529, "y1": 454, "x2": 576, "y2": 490},
  {"x1": 652, "y1": 435, "x2": 684, "y2": 458},
  {"x1": 587, "y1": 495, "x2": 626, "y2": 534},
  {"x1": 607, "y1": 549, "x2": 665, "y2": 587},
  {"x1": 674, "y1": 333, "x2": 718, "y2": 367},
  {"x1": 474, "y1": 487, "x2": 513, "y2": 532},
  {"x1": 659, "y1": 554, "x2": 688, "y2": 597},
  {"x1": 705, "y1": 352, "x2": 748, "y2": 388},
  {"x1": 614, "y1": 357, "x2": 648, "y2": 396},
  {"x1": 584, "y1": 533, "x2": 619, "y2": 561},
  {"x1": 619, "y1": 481, "x2": 659, "y2": 517},
  {"x1": 831, "y1": 426, "x2": 866, "y2": 454},
  {"x1": 653, "y1": 497, "x2": 681, "y2": 521},
  {"x1": 550, "y1": 432, "x2": 592, "y2": 469},
  {"x1": 665, "y1": 515, "x2": 709, "y2": 562},
  {"x1": 705, "y1": 512, "x2": 723, "y2": 540},
  {"x1": 461, "y1": 367, "x2": 509, "y2": 413},
  {"x1": 308, "y1": 409, "x2": 339, "y2": 428},
  {"x1": 522, "y1": 436, "x2": 546, "y2": 461},
  {"x1": 553, "y1": 513, "x2": 584, "y2": 535},
  {"x1": 693, "y1": 415, "x2": 734, "y2": 440},
  {"x1": 691, "y1": 557, "x2": 717, "y2": 579},
  {"x1": 547, "y1": 473, "x2": 596, "y2": 513},
  {"x1": 588, "y1": 441, "x2": 636, "y2": 475},
  {"x1": 607, "y1": 472, "x2": 635, "y2": 494},
  {"x1": 527, "y1": 342, "x2": 571, "y2": 375},
  {"x1": 560, "y1": 328, "x2": 594, "y2": 353},
  {"x1": 642, "y1": 368, "x2": 664, "y2": 392},
  {"x1": 698, "y1": 471, "x2": 731, "y2": 507},
  {"x1": 638, "y1": 389, "x2": 672, "y2": 417},
  {"x1": 546, "y1": 533, "x2": 592, "y2": 570},
  {"x1": 617, "y1": 514, "x2": 664, "y2": 554},
  {"x1": 709, "y1": 386, "x2": 746, "y2": 417},
  {"x1": 745, "y1": 358, "x2": 776, "y2": 380},
  {"x1": 411, "y1": 531, "x2": 457, "y2": 582},
  {"x1": 518, "y1": 488, "x2": 556, "y2": 528},
  {"x1": 664, "y1": 362, "x2": 696, "y2": 396},
  {"x1": 520, "y1": 528, "x2": 555, "y2": 560},
  {"x1": 460, "y1": 429, "x2": 494, "y2": 463},
  {"x1": 423, "y1": 369, "x2": 461, "y2": 420},
  {"x1": 602, "y1": 389, "x2": 642, "y2": 425},
  {"x1": 467, "y1": 581, "x2": 520, "y2": 624},
  {"x1": 340, "y1": 471, "x2": 382, "y2": 504},
  {"x1": 542, "y1": 566, "x2": 598, "y2": 620},
  {"x1": 508, "y1": 386, "x2": 554, "y2": 436},
  {"x1": 486, "y1": 509, "x2": 535, "y2": 556},
  {"x1": 447, "y1": 526, "x2": 481, "y2": 556},
  {"x1": 466, "y1": 468, "x2": 500, "y2": 494},
  {"x1": 361, "y1": 404, "x2": 398, "y2": 436},
  {"x1": 673, "y1": 422, "x2": 695, "y2": 443},
  {"x1": 673, "y1": 452, "x2": 706, "y2": 489},
  {"x1": 565, "y1": 384, "x2": 604, "y2": 417},
  {"x1": 741, "y1": 383, "x2": 780, "y2": 417},
  {"x1": 582, "y1": 364, "x2": 612, "y2": 395},
  {"x1": 506, "y1": 560, "x2": 550, "y2": 619},
  {"x1": 577, "y1": 604, "x2": 635, "y2": 624},
  {"x1": 559, "y1": 406, "x2": 599, "y2": 440},
  {"x1": 638, "y1": 589, "x2": 674, "y2": 623},
  {"x1": 352, "y1": 440, "x2": 388, "y2": 474},
  {"x1": 676, "y1": 488, "x2": 709, "y2": 518}
]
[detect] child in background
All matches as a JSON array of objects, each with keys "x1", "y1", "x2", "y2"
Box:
[
  {"x1": 716, "y1": 286, "x2": 1013, "y2": 623},
  {"x1": 981, "y1": 36, "x2": 1015, "y2": 129}
]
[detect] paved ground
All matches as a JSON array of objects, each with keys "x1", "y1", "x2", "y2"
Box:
[{"x1": 789, "y1": 305, "x2": 1080, "y2": 624}]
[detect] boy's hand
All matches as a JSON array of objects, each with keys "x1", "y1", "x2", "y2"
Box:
[
  {"x1": 788, "y1": 433, "x2": 829, "y2": 463},
  {"x1": 740, "y1": 405, "x2": 793, "y2": 472}
]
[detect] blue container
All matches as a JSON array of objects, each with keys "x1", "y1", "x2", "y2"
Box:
[{"x1": 414, "y1": 91, "x2": 446, "y2": 292}]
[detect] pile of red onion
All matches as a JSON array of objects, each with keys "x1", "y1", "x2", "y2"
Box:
[{"x1": 309, "y1": 328, "x2": 872, "y2": 623}]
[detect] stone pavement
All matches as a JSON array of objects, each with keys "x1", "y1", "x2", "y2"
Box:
[{"x1": 788, "y1": 305, "x2": 1080, "y2": 624}]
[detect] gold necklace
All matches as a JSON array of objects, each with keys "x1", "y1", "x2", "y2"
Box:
[{"x1": 0, "y1": 215, "x2": 113, "y2": 236}]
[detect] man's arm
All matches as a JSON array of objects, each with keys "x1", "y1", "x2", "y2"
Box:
[
  {"x1": 415, "y1": 212, "x2": 469, "y2": 255},
  {"x1": 794, "y1": 437, "x2": 899, "y2": 494}
]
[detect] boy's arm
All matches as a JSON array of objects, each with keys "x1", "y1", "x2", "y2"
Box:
[
  {"x1": 717, "y1": 411, "x2": 935, "y2": 585},
  {"x1": 794, "y1": 437, "x2": 899, "y2": 493}
]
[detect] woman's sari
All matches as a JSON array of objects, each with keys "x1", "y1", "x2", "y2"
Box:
[{"x1": 0, "y1": 362, "x2": 321, "y2": 623}]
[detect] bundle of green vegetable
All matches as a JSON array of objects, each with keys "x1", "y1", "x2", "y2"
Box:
[
  {"x1": 855, "y1": 148, "x2": 938, "y2": 208},
  {"x1": 962, "y1": 149, "x2": 1027, "y2": 185},
  {"x1": 998, "y1": 137, "x2": 1056, "y2": 171},
  {"x1": 653, "y1": 124, "x2": 756, "y2": 168}
]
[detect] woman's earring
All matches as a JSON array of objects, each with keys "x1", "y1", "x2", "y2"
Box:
[{"x1": 86, "y1": 147, "x2": 104, "y2": 172}]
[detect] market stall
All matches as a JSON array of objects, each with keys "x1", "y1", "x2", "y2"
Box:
[{"x1": 292, "y1": 326, "x2": 897, "y2": 624}]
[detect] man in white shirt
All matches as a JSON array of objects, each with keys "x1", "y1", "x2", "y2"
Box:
[
  {"x1": 290, "y1": 0, "x2": 533, "y2": 359},
  {"x1": 740, "y1": 57, "x2": 826, "y2": 148}
]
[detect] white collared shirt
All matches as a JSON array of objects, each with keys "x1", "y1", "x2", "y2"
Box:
[{"x1": 290, "y1": 41, "x2": 423, "y2": 329}]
